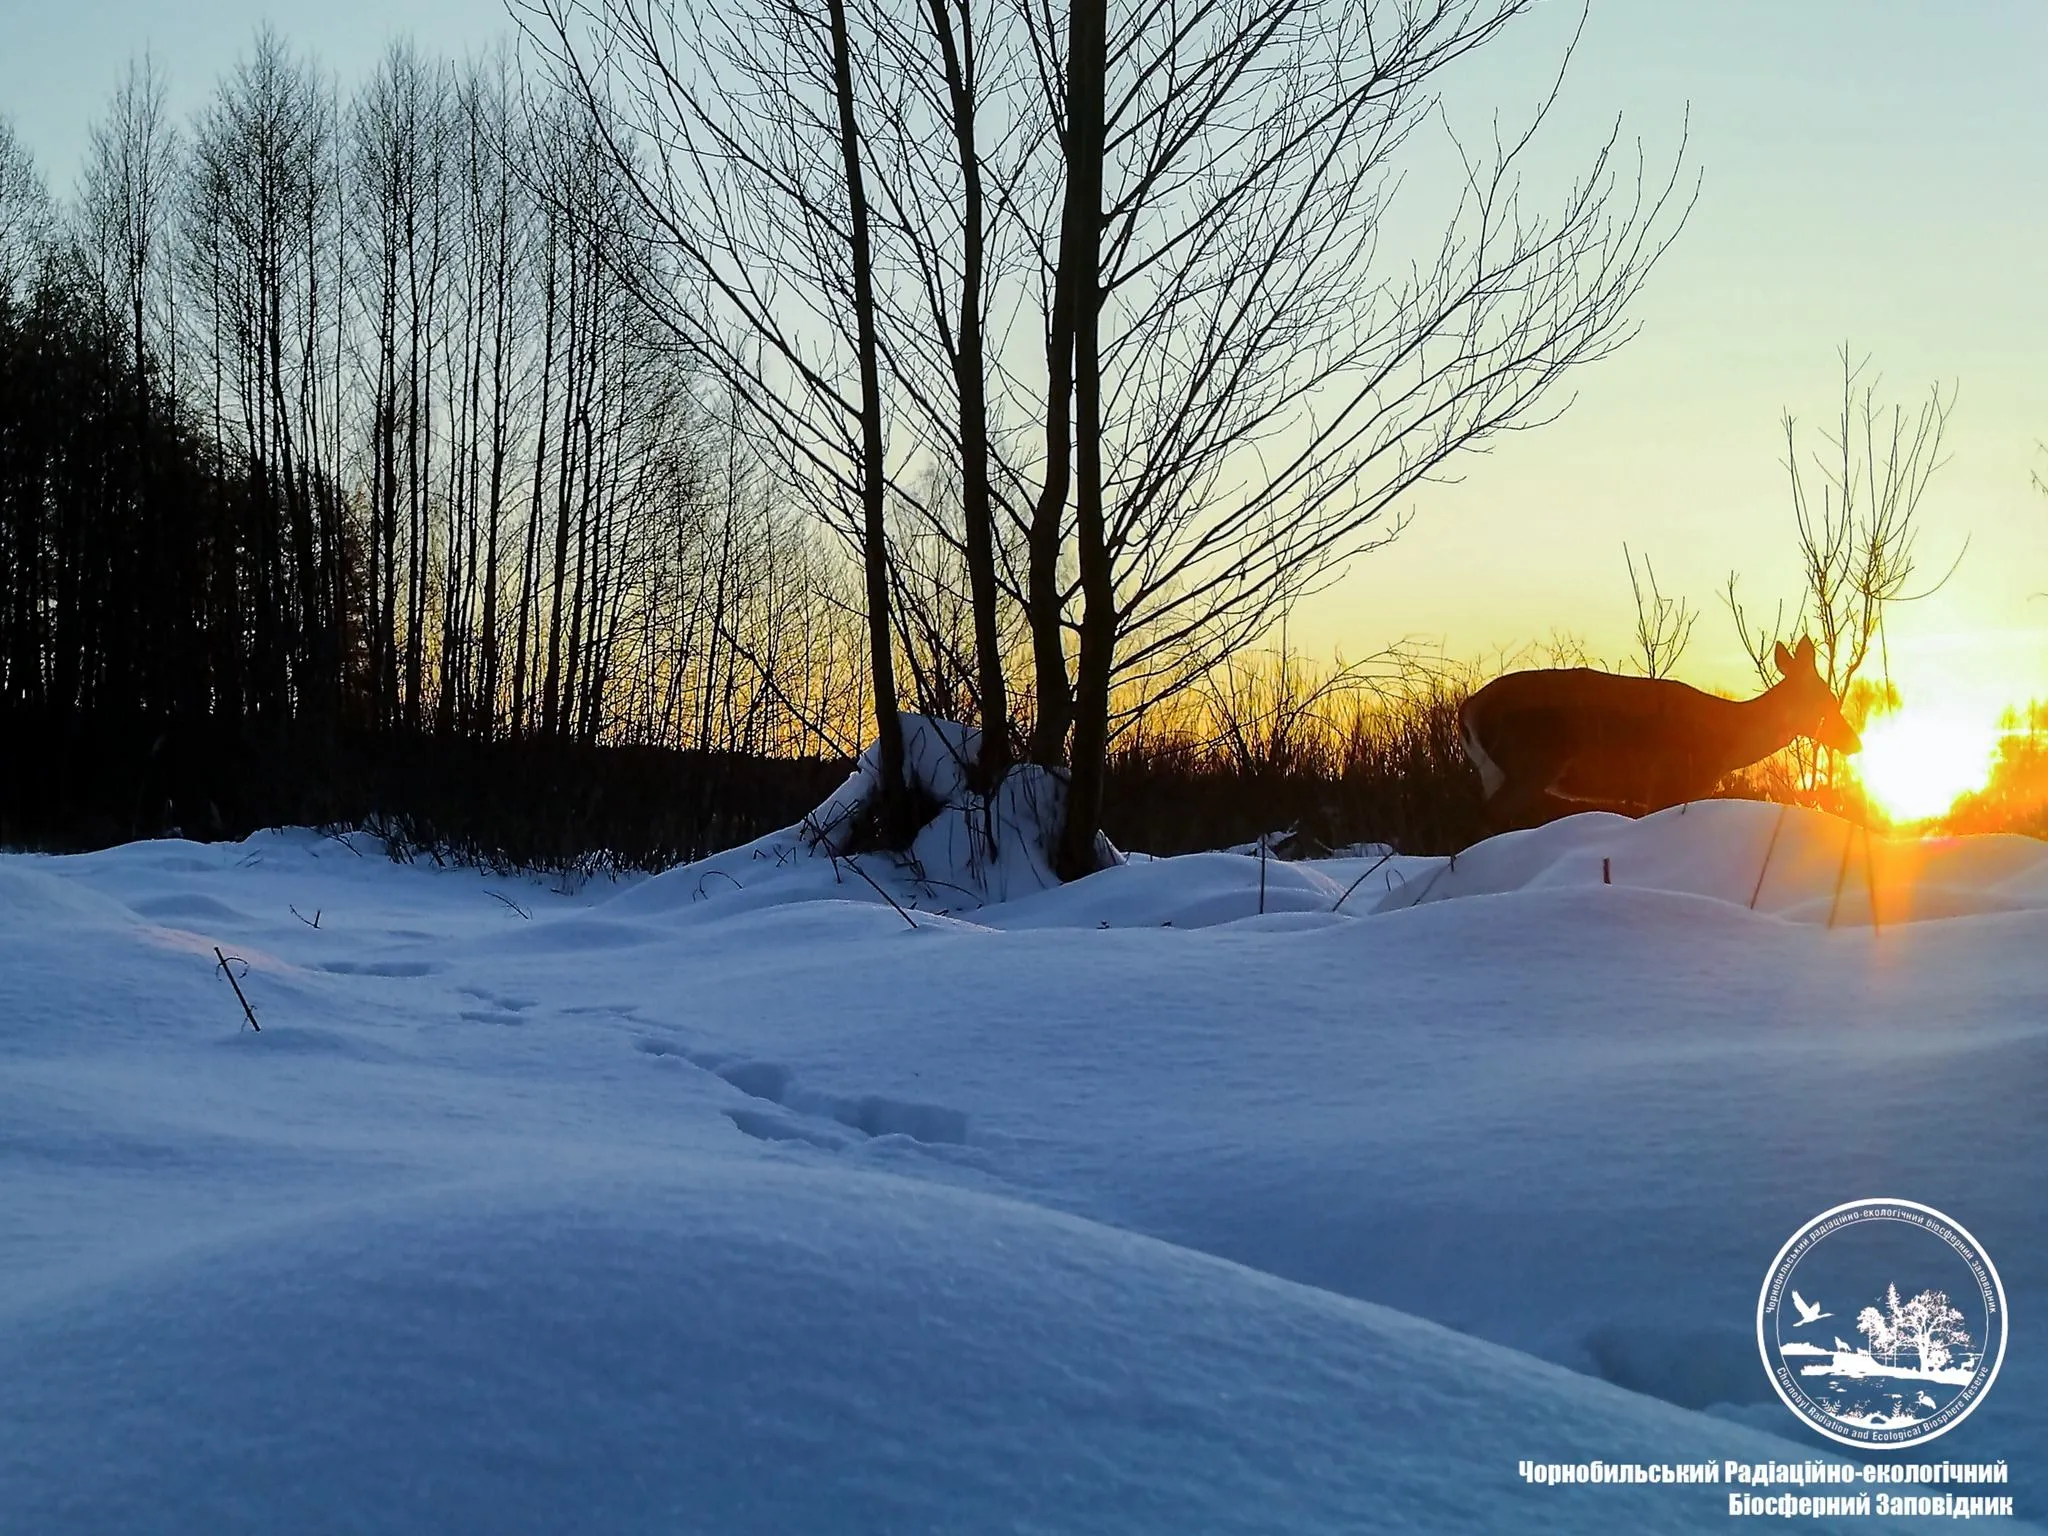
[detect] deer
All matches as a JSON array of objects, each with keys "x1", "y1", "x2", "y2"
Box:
[{"x1": 1458, "y1": 636, "x2": 1860, "y2": 830}]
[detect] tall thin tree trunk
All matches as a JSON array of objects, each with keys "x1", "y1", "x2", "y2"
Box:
[
  {"x1": 511, "y1": 226, "x2": 558, "y2": 738},
  {"x1": 826, "y1": 0, "x2": 909, "y2": 842},
  {"x1": 1053, "y1": 0, "x2": 1111, "y2": 878},
  {"x1": 925, "y1": 0, "x2": 1008, "y2": 786}
]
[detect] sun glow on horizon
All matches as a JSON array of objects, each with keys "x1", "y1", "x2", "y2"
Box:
[{"x1": 1851, "y1": 709, "x2": 2002, "y2": 825}]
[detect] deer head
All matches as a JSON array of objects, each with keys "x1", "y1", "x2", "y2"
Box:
[{"x1": 1773, "y1": 637, "x2": 1861, "y2": 754}]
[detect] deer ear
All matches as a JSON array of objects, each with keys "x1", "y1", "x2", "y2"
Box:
[
  {"x1": 1795, "y1": 636, "x2": 1816, "y2": 667},
  {"x1": 1774, "y1": 641, "x2": 1794, "y2": 677}
]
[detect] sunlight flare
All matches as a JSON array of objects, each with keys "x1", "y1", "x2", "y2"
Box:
[{"x1": 1852, "y1": 709, "x2": 2000, "y2": 824}]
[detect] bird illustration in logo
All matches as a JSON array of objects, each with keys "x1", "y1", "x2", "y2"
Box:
[
  {"x1": 1791, "y1": 1291, "x2": 1832, "y2": 1327},
  {"x1": 1916, "y1": 1391, "x2": 1938, "y2": 1411}
]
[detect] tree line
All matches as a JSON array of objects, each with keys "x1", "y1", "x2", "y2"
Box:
[
  {"x1": 4, "y1": 2, "x2": 1689, "y2": 870},
  {"x1": 1, "y1": 41, "x2": 866, "y2": 765}
]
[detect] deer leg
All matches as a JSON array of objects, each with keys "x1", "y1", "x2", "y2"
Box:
[{"x1": 1483, "y1": 769, "x2": 1572, "y2": 831}]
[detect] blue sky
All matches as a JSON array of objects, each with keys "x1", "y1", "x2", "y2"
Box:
[{"x1": 4, "y1": 0, "x2": 2045, "y2": 725}]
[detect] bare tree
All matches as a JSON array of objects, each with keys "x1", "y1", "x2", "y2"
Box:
[
  {"x1": 81, "y1": 57, "x2": 180, "y2": 400},
  {"x1": 446, "y1": 47, "x2": 529, "y2": 736},
  {"x1": 1014, "y1": 0, "x2": 1693, "y2": 874},
  {"x1": 859, "y1": 0, "x2": 1019, "y2": 782},
  {"x1": 525, "y1": 0, "x2": 917, "y2": 840},
  {"x1": 827, "y1": 0, "x2": 914, "y2": 841},
  {"x1": 0, "y1": 118, "x2": 51, "y2": 300},
  {"x1": 0, "y1": 119, "x2": 56, "y2": 708},
  {"x1": 1728, "y1": 347, "x2": 1958, "y2": 712},
  {"x1": 350, "y1": 44, "x2": 430, "y2": 726},
  {"x1": 1623, "y1": 544, "x2": 1695, "y2": 679},
  {"x1": 79, "y1": 58, "x2": 183, "y2": 710},
  {"x1": 183, "y1": 29, "x2": 343, "y2": 718},
  {"x1": 531, "y1": 0, "x2": 1689, "y2": 877}
]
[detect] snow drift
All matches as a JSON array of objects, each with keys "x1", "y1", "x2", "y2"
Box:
[
  {"x1": 1365, "y1": 798, "x2": 2048, "y2": 925},
  {"x1": 634, "y1": 756, "x2": 2048, "y2": 934},
  {"x1": 0, "y1": 1155, "x2": 1928, "y2": 1535},
  {"x1": 3, "y1": 775, "x2": 2044, "y2": 1531}
]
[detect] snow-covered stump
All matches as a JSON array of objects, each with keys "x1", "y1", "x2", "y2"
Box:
[{"x1": 795, "y1": 715, "x2": 1123, "y2": 911}]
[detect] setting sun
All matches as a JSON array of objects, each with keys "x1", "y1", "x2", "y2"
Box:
[{"x1": 1852, "y1": 709, "x2": 2001, "y2": 824}]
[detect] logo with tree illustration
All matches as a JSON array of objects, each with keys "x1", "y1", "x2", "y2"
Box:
[{"x1": 1759, "y1": 1200, "x2": 2007, "y2": 1447}]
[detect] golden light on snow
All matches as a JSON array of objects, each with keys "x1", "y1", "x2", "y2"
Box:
[{"x1": 1852, "y1": 709, "x2": 2000, "y2": 824}]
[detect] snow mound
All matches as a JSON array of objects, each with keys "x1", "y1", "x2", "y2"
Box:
[
  {"x1": 0, "y1": 1157, "x2": 1921, "y2": 1535},
  {"x1": 5, "y1": 801, "x2": 2046, "y2": 1526},
  {"x1": 0, "y1": 862, "x2": 143, "y2": 931},
  {"x1": 612, "y1": 785, "x2": 2048, "y2": 936},
  {"x1": 1368, "y1": 799, "x2": 2048, "y2": 925},
  {"x1": 988, "y1": 848, "x2": 1351, "y2": 930}
]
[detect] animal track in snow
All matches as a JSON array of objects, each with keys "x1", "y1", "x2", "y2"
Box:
[
  {"x1": 632, "y1": 1035, "x2": 969, "y2": 1148},
  {"x1": 724, "y1": 1109, "x2": 848, "y2": 1150},
  {"x1": 632, "y1": 1035, "x2": 692, "y2": 1058},
  {"x1": 829, "y1": 1095, "x2": 969, "y2": 1145},
  {"x1": 454, "y1": 987, "x2": 534, "y2": 1026},
  {"x1": 713, "y1": 1060, "x2": 792, "y2": 1102},
  {"x1": 459, "y1": 987, "x2": 534, "y2": 1009}
]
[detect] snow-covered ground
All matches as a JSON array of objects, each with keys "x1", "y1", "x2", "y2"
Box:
[{"x1": 3, "y1": 793, "x2": 2044, "y2": 1532}]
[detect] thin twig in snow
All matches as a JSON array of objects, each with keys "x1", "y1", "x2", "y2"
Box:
[
  {"x1": 840, "y1": 854, "x2": 919, "y2": 929},
  {"x1": 1749, "y1": 803, "x2": 1790, "y2": 910},
  {"x1": 213, "y1": 947, "x2": 261, "y2": 1032},
  {"x1": 1330, "y1": 851, "x2": 1396, "y2": 912}
]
